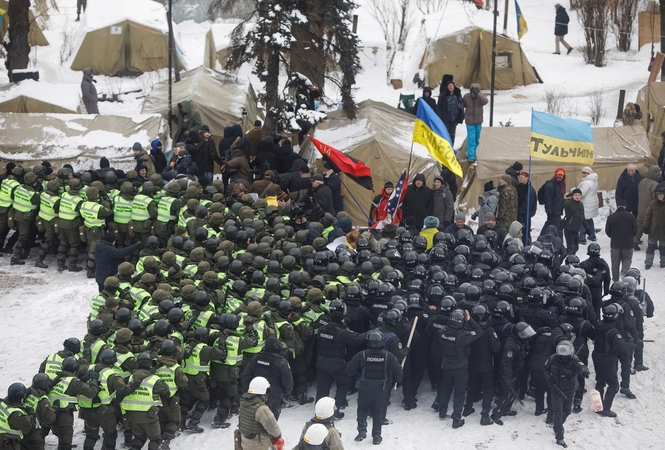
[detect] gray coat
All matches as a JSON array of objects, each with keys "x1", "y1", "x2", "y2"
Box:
[
  {"x1": 478, "y1": 189, "x2": 499, "y2": 224},
  {"x1": 81, "y1": 69, "x2": 99, "y2": 114},
  {"x1": 432, "y1": 184, "x2": 455, "y2": 226},
  {"x1": 463, "y1": 84, "x2": 488, "y2": 125}
]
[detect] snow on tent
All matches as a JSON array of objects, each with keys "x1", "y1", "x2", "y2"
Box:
[
  {"x1": 635, "y1": 82, "x2": 665, "y2": 156},
  {"x1": 141, "y1": 66, "x2": 263, "y2": 142},
  {"x1": 455, "y1": 126, "x2": 654, "y2": 211},
  {"x1": 70, "y1": 0, "x2": 186, "y2": 76},
  {"x1": 302, "y1": 99, "x2": 439, "y2": 226},
  {"x1": 421, "y1": 3, "x2": 538, "y2": 90},
  {"x1": 0, "y1": 80, "x2": 82, "y2": 114},
  {"x1": 0, "y1": 113, "x2": 169, "y2": 170},
  {"x1": 204, "y1": 23, "x2": 239, "y2": 70},
  {"x1": 0, "y1": 0, "x2": 49, "y2": 47}
]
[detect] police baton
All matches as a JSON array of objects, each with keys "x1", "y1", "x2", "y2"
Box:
[
  {"x1": 393, "y1": 316, "x2": 418, "y2": 391},
  {"x1": 551, "y1": 382, "x2": 568, "y2": 401},
  {"x1": 504, "y1": 377, "x2": 525, "y2": 406}
]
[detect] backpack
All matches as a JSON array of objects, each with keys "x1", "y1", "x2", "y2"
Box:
[{"x1": 537, "y1": 182, "x2": 547, "y2": 205}]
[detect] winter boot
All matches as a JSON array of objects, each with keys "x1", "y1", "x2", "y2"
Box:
[
  {"x1": 372, "y1": 435, "x2": 382, "y2": 445},
  {"x1": 10, "y1": 256, "x2": 25, "y2": 265},
  {"x1": 620, "y1": 388, "x2": 636, "y2": 399},
  {"x1": 86, "y1": 269, "x2": 95, "y2": 278},
  {"x1": 597, "y1": 409, "x2": 617, "y2": 418},
  {"x1": 452, "y1": 418, "x2": 465, "y2": 429},
  {"x1": 354, "y1": 424, "x2": 367, "y2": 442},
  {"x1": 159, "y1": 440, "x2": 170, "y2": 450},
  {"x1": 186, "y1": 419, "x2": 204, "y2": 433},
  {"x1": 545, "y1": 412, "x2": 554, "y2": 426},
  {"x1": 634, "y1": 364, "x2": 649, "y2": 372},
  {"x1": 35, "y1": 259, "x2": 48, "y2": 268},
  {"x1": 298, "y1": 392, "x2": 314, "y2": 405},
  {"x1": 556, "y1": 439, "x2": 568, "y2": 448},
  {"x1": 480, "y1": 414, "x2": 493, "y2": 425},
  {"x1": 333, "y1": 408, "x2": 344, "y2": 419},
  {"x1": 462, "y1": 407, "x2": 475, "y2": 417},
  {"x1": 572, "y1": 398, "x2": 582, "y2": 413},
  {"x1": 69, "y1": 264, "x2": 83, "y2": 272},
  {"x1": 490, "y1": 409, "x2": 503, "y2": 426},
  {"x1": 645, "y1": 247, "x2": 656, "y2": 269}
]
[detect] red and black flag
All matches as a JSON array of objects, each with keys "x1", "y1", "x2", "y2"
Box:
[{"x1": 309, "y1": 136, "x2": 373, "y2": 190}]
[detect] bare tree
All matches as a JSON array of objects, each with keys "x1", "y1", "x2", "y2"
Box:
[
  {"x1": 587, "y1": 89, "x2": 605, "y2": 125},
  {"x1": 577, "y1": 0, "x2": 610, "y2": 67},
  {"x1": 367, "y1": 0, "x2": 414, "y2": 77},
  {"x1": 609, "y1": 0, "x2": 639, "y2": 51},
  {"x1": 415, "y1": 0, "x2": 445, "y2": 15}
]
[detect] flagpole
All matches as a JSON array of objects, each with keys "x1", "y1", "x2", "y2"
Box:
[
  {"x1": 406, "y1": 142, "x2": 415, "y2": 178},
  {"x1": 340, "y1": 177, "x2": 374, "y2": 227},
  {"x1": 525, "y1": 155, "x2": 532, "y2": 245}
]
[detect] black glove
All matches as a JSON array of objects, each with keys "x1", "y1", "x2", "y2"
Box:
[
  {"x1": 128, "y1": 381, "x2": 140, "y2": 393},
  {"x1": 643, "y1": 228, "x2": 650, "y2": 235},
  {"x1": 87, "y1": 370, "x2": 99, "y2": 381}
]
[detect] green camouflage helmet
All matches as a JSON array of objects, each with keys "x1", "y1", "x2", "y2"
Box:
[
  {"x1": 190, "y1": 247, "x2": 205, "y2": 262},
  {"x1": 307, "y1": 288, "x2": 323, "y2": 304},
  {"x1": 118, "y1": 262, "x2": 135, "y2": 276}
]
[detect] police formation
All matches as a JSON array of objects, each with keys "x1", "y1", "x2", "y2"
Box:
[{"x1": 0, "y1": 164, "x2": 656, "y2": 450}]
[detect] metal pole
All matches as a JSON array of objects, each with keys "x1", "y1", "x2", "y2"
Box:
[
  {"x1": 339, "y1": 177, "x2": 374, "y2": 225},
  {"x1": 490, "y1": 0, "x2": 498, "y2": 127},
  {"x1": 617, "y1": 89, "x2": 626, "y2": 120},
  {"x1": 503, "y1": 0, "x2": 509, "y2": 35},
  {"x1": 525, "y1": 155, "x2": 532, "y2": 245},
  {"x1": 167, "y1": 0, "x2": 173, "y2": 136}
]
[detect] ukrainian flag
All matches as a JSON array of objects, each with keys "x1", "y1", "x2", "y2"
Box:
[
  {"x1": 412, "y1": 102, "x2": 463, "y2": 178},
  {"x1": 515, "y1": 0, "x2": 528, "y2": 40},
  {"x1": 530, "y1": 110, "x2": 594, "y2": 165}
]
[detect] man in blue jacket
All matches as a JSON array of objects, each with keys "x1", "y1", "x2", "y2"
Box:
[{"x1": 94, "y1": 232, "x2": 141, "y2": 292}]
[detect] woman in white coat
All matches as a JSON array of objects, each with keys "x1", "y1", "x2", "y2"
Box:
[{"x1": 578, "y1": 166, "x2": 599, "y2": 243}]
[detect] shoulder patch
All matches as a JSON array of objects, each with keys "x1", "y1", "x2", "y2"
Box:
[
  {"x1": 507, "y1": 351, "x2": 513, "y2": 357},
  {"x1": 616, "y1": 333, "x2": 622, "y2": 339},
  {"x1": 471, "y1": 331, "x2": 477, "y2": 336},
  {"x1": 630, "y1": 310, "x2": 634, "y2": 316},
  {"x1": 493, "y1": 332, "x2": 498, "y2": 338},
  {"x1": 398, "y1": 343, "x2": 403, "y2": 349}
]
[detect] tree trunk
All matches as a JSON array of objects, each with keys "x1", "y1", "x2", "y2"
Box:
[
  {"x1": 4, "y1": 0, "x2": 31, "y2": 79},
  {"x1": 291, "y1": 22, "x2": 326, "y2": 90},
  {"x1": 262, "y1": 47, "x2": 281, "y2": 136}
]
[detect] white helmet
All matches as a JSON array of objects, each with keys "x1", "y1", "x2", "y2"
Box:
[
  {"x1": 315, "y1": 396, "x2": 335, "y2": 420},
  {"x1": 303, "y1": 423, "x2": 328, "y2": 446},
  {"x1": 247, "y1": 377, "x2": 270, "y2": 395}
]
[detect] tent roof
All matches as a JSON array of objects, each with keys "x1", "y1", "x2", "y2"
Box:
[
  {"x1": 82, "y1": 0, "x2": 172, "y2": 33},
  {"x1": 141, "y1": 66, "x2": 263, "y2": 138},
  {"x1": 424, "y1": 1, "x2": 518, "y2": 41},
  {"x1": 0, "y1": 80, "x2": 81, "y2": 113},
  {"x1": 456, "y1": 125, "x2": 655, "y2": 209},
  {"x1": 306, "y1": 99, "x2": 440, "y2": 225},
  {"x1": 0, "y1": 0, "x2": 49, "y2": 46},
  {"x1": 0, "y1": 113, "x2": 168, "y2": 169},
  {"x1": 210, "y1": 22, "x2": 243, "y2": 52}
]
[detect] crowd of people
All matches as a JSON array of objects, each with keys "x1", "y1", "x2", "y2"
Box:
[{"x1": 0, "y1": 144, "x2": 660, "y2": 450}]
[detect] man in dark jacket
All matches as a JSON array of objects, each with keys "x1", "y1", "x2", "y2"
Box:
[
  {"x1": 94, "y1": 232, "x2": 141, "y2": 292},
  {"x1": 279, "y1": 139, "x2": 301, "y2": 174},
  {"x1": 81, "y1": 69, "x2": 99, "y2": 114},
  {"x1": 415, "y1": 86, "x2": 437, "y2": 116},
  {"x1": 242, "y1": 337, "x2": 294, "y2": 420},
  {"x1": 616, "y1": 164, "x2": 643, "y2": 217},
  {"x1": 437, "y1": 81, "x2": 464, "y2": 145},
  {"x1": 402, "y1": 173, "x2": 433, "y2": 230},
  {"x1": 605, "y1": 199, "x2": 638, "y2": 280},
  {"x1": 253, "y1": 138, "x2": 279, "y2": 178},
  {"x1": 172, "y1": 100, "x2": 202, "y2": 143},
  {"x1": 312, "y1": 175, "x2": 335, "y2": 216},
  {"x1": 190, "y1": 125, "x2": 222, "y2": 187},
  {"x1": 505, "y1": 162, "x2": 522, "y2": 188},
  {"x1": 517, "y1": 171, "x2": 537, "y2": 244},
  {"x1": 658, "y1": 132, "x2": 665, "y2": 181},
  {"x1": 218, "y1": 124, "x2": 243, "y2": 160},
  {"x1": 563, "y1": 188, "x2": 585, "y2": 255},
  {"x1": 149, "y1": 140, "x2": 167, "y2": 175},
  {"x1": 540, "y1": 168, "x2": 566, "y2": 233},
  {"x1": 323, "y1": 161, "x2": 344, "y2": 214},
  {"x1": 554, "y1": 4, "x2": 572, "y2": 54}
]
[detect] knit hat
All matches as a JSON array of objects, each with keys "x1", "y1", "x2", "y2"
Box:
[
  {"x1": 434, "y1": 176, "x2": 444, "y2": 183},
  {"x1": 264, "y1": 170, "x2": 274, "y2": 179},
  {"x1": 132, "y1": 142, "x2": 142, "y2": 151},
  {"x1": 501, "y1": 174, "x2": 512, "y2": 184},
  {"x1": 455, "y1": 213, "x2": 466, "y2": 222},
  {"x1": 338, "y1": 217, "x2": 352, "y2": 233},
  {"x1": 555, "y1": 168, "x2": 566, "y2": 176},
  {"x1": 423, "y1": 216, "x2": 440, "y2": 229},
  {"x1": 484, "y1": 212, "x2": 496, "y2": 221},
  {"x1": 175, "y1": 142, "x2": 186, "y2": 148},
  {"x1": 103, "y1": 232, "x2": 116, "y2": 243},
  {"x1": 100, "y1": 157, "x2": 110, "y2": 168},
  {"x1": 484, "y1": 180, "x2": 494, "y2": 192},
  {"x1": 581, "y1": 166, "x2": 593, "y2": 174},
  {"x1": 384, "y1": 181, "x2": 394, "y2": 189},
  {"x1": 511, "y1": 161, "x2": 523, "y2": 171},
  {"x1": 115, "y1": 328, "x2": 133, "y2": 345},
  {"x1": 571, "y1": 188, "x2": 582, "y2": 195},
  {"x1": 311, "y1": 174, "x2": 324, "y2": 182},
  {"x1": 200, "y1": 125, "x2": 210, "y2": 132},
  {"x1": 616, "y1": 198, "x2": 627, "y2": 207},
  {"x1": 381, "y1": 223, "x2": 398, "y2": 238}
]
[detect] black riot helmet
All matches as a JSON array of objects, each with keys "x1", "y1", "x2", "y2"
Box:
[
  {"x1": 100, "y1": 349, "x2": 117, "y2": 366},
  {"x1": 7, "y1": 383, "x2": 27, "y2": 403},
  {"x1": 367, "y1": 330, "x2": 385, "y2": 348},
  {"x1": 194, "y1": 326, "x2": 209, "y2": 343},
  {"x1": 492, "y1": 300, "x2": 512, "y2": 318},
  {"x1": 565, "y1": 297, "x2": 584, "y2": 316},
  {"x1": 128, "y1": 318, "x2": 145, "y2": 335},
  {"x1": 609, "y1": 281, "x2": 627, "y2": 298},
  {"x1": 440, "y1": 296, "x2": 457, "y2": 313},
  {"x1": 62, "y1": 356, "x2": 79, "y2": 373},
  {"x1": 159, "y1": 339, "x2": 176, "y2": 356},
  {"x1": 31, "y1": 373, "x2": 50, "y2": 392},
  {"x1": 278, "y1": 300, "x2": 293, "y2": 316},
  {"x1": 383, "y1": 309, "x2": 400, "y2": 327},
  {"x1": 587, "y1": 243, "x2": 601, "y2": 256},
  {"x1": 471, "y1": 304, "x2": 490, "y2": 323},
  {"x1": 89, "y1": 319, "x2": 106, "y2": 337},
  {"x1": 329, "y1": 299, "x2": 347, "y2": 315},
  {"x1": 603, "y1": 304, "x2": 620, "y2": 321},
  {"x1": 465, "y1": 285, "x2": 482, "y2": 303},
  {"x1": 403, "y1": 251, "x2": 418, "y2": 268},
  {"x1": 137, "y1": 352, "x2": 153, "y2": 370},
  {"x1": 63, "y1": 337, "x2": 81, "y2": 354}
]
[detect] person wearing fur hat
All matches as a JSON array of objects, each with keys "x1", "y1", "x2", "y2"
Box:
[
  {"x1": 563, "y1": 188, "x2": 585, "y2": 255},
  {"x1": 436, "y1": 80, "x2": 465, "y2": 145},
  {"x1": 498, "y1": 175, "x2": 518, "y2": 227},
  {"x1": 420, "y1": 216, "x2": 440, "y2": 250},
  {"x1": 370, "y1": 181, "x2": 403, "y2": 227}
]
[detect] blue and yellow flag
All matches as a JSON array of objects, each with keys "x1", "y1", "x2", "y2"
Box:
[
  {"x1": 515, "y1": 0, "x2": 528, "y2": 40},
  {"x1": 530, "y1": 110, "x2": 594, "y2": 165},
  {"x1": 412, "y1": 102, "x2": 463, "y2": 178}
]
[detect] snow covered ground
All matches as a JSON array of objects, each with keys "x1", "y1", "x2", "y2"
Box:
[
  {"x1": 1, "y1": 204, "x2": 664, "y2": 449},
  {"x1": 1, "y1": 0, "x2": 665, "y2": 448}
]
